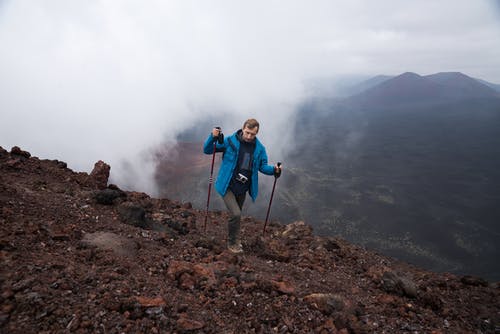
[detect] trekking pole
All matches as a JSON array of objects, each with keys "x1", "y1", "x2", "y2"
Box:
[
  {"x1": 204, "y1": 127, "x2": 223, "y2": 231},
  {"x1": 263, "y1": 162, "x2": 281, "y2": 236}
]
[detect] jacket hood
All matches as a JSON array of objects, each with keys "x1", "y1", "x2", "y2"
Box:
[{"x1": 235, "y1": 129, "x2": 257, "y2": 145}]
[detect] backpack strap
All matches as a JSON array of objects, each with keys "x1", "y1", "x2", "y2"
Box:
[
  {"x1": 227, "y1": 137, "x2": 237, "y2": 151},
  {"x1": 222, "y1": 136, "x2": 237, "y2": 158}
]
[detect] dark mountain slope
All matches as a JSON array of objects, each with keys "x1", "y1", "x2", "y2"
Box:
[
  {"x1": 348, "y1": 72, "x2": 445, "y2": 107},
  {"x1": 285, "y1": 74, "x2": 500, "y2": 281},
  {"x1": 344, "y1": 75, "x2": 394, "y2": 96}
]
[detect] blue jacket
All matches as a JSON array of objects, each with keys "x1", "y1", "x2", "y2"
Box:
[{"x1": 203, "y1": 131, "x2": 275, "y2": 201}]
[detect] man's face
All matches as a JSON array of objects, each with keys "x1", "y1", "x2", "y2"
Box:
[{"x1": 242, "y1": 126, "x2": 258, "y2": 142}]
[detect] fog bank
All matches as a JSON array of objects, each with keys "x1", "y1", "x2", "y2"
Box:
[{"x1": 1, "y1": 1, "x2": 499, "y2": 193}]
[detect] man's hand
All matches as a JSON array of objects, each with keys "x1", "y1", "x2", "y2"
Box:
[
  {"x1": 212, "y1": 127, "x2": 221, "y2": 138},
  {"x1": 274, "y1": 163, "x2": 282, "y2": 178},
  {"x1": 212, "y1": 127, "x2": 224, "y2": 144}
]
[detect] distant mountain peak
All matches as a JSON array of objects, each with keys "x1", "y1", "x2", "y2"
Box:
[
  {"x1": 426, "y1": 71, "x2": 470, "y2": 81},
  {"x1": 425, "y1": 72, "x2": 499, "y2": 97},
  {"x1": 346, "y1": 71, "x2": 499, "y2": 107},
  {"x1": 398, "y1": 72, "x2": 422, "y2": 78}
]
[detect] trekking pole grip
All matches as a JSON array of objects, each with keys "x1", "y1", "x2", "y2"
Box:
[
  {"x1": 214, "y1": 126, "x2": 224, "y2": 144},
  {"x1": 275, "y1": 162, "x2": 282, "y2": 178}
]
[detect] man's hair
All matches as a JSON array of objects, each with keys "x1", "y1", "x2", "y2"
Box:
[{"x1": 243, "y1": 118, "x2": 259, "y2": 130}]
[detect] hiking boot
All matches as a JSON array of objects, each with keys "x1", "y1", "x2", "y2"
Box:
[{"x1": 227, "y1": 242, "x2": 243, "y2": 254}]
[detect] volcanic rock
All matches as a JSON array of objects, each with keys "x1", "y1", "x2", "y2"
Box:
[
  {"x1": 282, "y1": 220, "x2": 313, "y2": 239},
  {"x1": 94, "y1": 188, "x2": 126, "y2": 205},
  {"x1": 89, "y1": 160, "x2": 110, "y2": 189},
  {"x1": 177, "y1": 313, "x2": 205, "y2": 331},
  {"x1": 10, "y1": 146, "x2": 30, "y2": 159},
  {"x1": 82, "y1": 232, "x2": 138, "y2": 257},
  {"x1": 381, "y1": 270, "x2": 418, "y2": 298},
  {"x1": 0, "y1": 146, "x2": 8, "y2": 156},
  {"x1": 1, "y1": 148, "x2": 499, "y2": 333},
  {"x1": 460, "y1": 275, "x2": 488, "y2": 287},
  {"x1": 304, "y1": 293, "x2": 345, "y2": 315}
]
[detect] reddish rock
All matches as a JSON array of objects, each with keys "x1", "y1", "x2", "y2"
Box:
[
  {"x1": 215, "y1": 250, "x2": 240, "y2": 264},
  {"x1": 1, "y1": 303, "x2": 14, "y2": 314},
  {"x1": 323, "y1": 317, "x2": 336, "y2": 330},
  {"x1": 270, "y1": 280, "x2": 295, "y2": 295},
  {"x1": 192, "y1": 263, "x2": 217, "y2": 288},
  {"x1": 167, "y1": 260, "x2": 217, "y2": 289},
  {"x1": 90, "y1": 160, "x2": 110, "y2": 189},
  {"x1": 304, "y1": 293, "x2": 345, "y2": 315},
  {"x1": 266, "y1": 239, "x2": 291, "y2": 262},
  {"x1": 136, "y1": 296, "x2": 166, "y2": 307},
  {"x1": 177, "y1": 313, "x2": 205, "y2": 331},
  {"x1": 221, "y1": 276, "x2": 238, "y2": 288},
  {"x1": 365, "y1": 265, "x2": 391, "y2": 282},
  {"x1": 50, "y1": 233, "x2": 70, "y2": 241},
  {"x1": 178, "y1": 272, "x2": 196, "y2": 290},
  {"x1": 167, "y1": 260, "x2": 193, "y2": 280},
  {"x1": 10, "y1": 146, "x2": 30, "y2": 159},
  {"x1": 282, "y1": 221, "x2": 313, "y2": 239}
]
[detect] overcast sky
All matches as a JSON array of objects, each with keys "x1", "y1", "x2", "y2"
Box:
[{"x1": 1, "y1": 1, "x2": 499, "y2": 193}]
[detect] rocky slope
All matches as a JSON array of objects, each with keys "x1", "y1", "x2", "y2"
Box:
[{"x1": 1, "y1": 146, "x2": 499, "y2": 333}]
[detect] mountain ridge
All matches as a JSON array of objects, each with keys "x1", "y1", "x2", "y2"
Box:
[
  {"x1": 344, "y1": 71, "x2": 500, "y2": 104},
  {"x1": 345, "y1": 71, "x2": 500, "y2": 108}
]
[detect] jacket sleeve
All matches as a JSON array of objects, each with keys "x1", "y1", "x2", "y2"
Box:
[
  {"x1": 258, "y1": 147, "x2": 275, "y2": 175},
  {"x1": 203, "y1": 134, "x2": 227, "y2": 154}
]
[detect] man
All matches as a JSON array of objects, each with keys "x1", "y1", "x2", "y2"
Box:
[{"x1": 203, "y1": 118, "x2": 282, "y2": 253}]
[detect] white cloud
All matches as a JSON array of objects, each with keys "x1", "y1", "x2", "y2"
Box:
[{"x1": 1, "y1": 0, "x2": 499, "y2": 193}]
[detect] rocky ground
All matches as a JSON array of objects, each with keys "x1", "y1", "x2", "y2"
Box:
[{"x1": 0, "y1": 145, "x2": 499, "y2": 333}]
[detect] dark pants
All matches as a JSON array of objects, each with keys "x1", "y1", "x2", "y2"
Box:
[{"x1": 222, "y1": 190, "x2": 246, "y2": 244}]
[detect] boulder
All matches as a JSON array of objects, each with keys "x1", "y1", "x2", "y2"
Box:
[
  {"x1": 304, "y1": 293, "x2": 345, "y2": 315},
  {"x1": 116, "y1": 203, "x2": 170, "y2": 232},
  {"x1": 251, "y1": 237, "x2": 291, "y2": 262},
  {"x1": 460, "y1": 275, "x2": 488, "y2": 287},
  {"x1": 10, "y1": 146, "x2": 31, "y2": 159},
  {"x1": 167, "y1": 260, "x2": 218, "y2": 290},
  {"x1": 94, "y1": 188, "x2": 126, "y2": 205},
  {"x1": 90, "y1": 160, "x2": 110, "y2": 189},
  {"x1": 282, "y1": 221, "x2": 313, "y2": 240},
  {"x1": 323, "y1": 238, "x2": 342, "y2": 251},
  {"x1": 81, "y1": 232, "x2": 138, "y2": 257},
  {"x1": 270, "y1": 279, "x2": 295, "y2": 295},
  {"x1": 164, "y1": 219, "x2": 189, "y2": 235},
  {"x1": 52, "y1": 160, "x2": 67, "y2": 168},
  {"x1": 381, "y1": 271, "x2": 418, "y2": 298},
  {"x1": 0, "y1": 146, "x2": 8, "y2": 157},
  {"x1": 117, "y1": 203, "x2": 149, "y2": 228}
]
